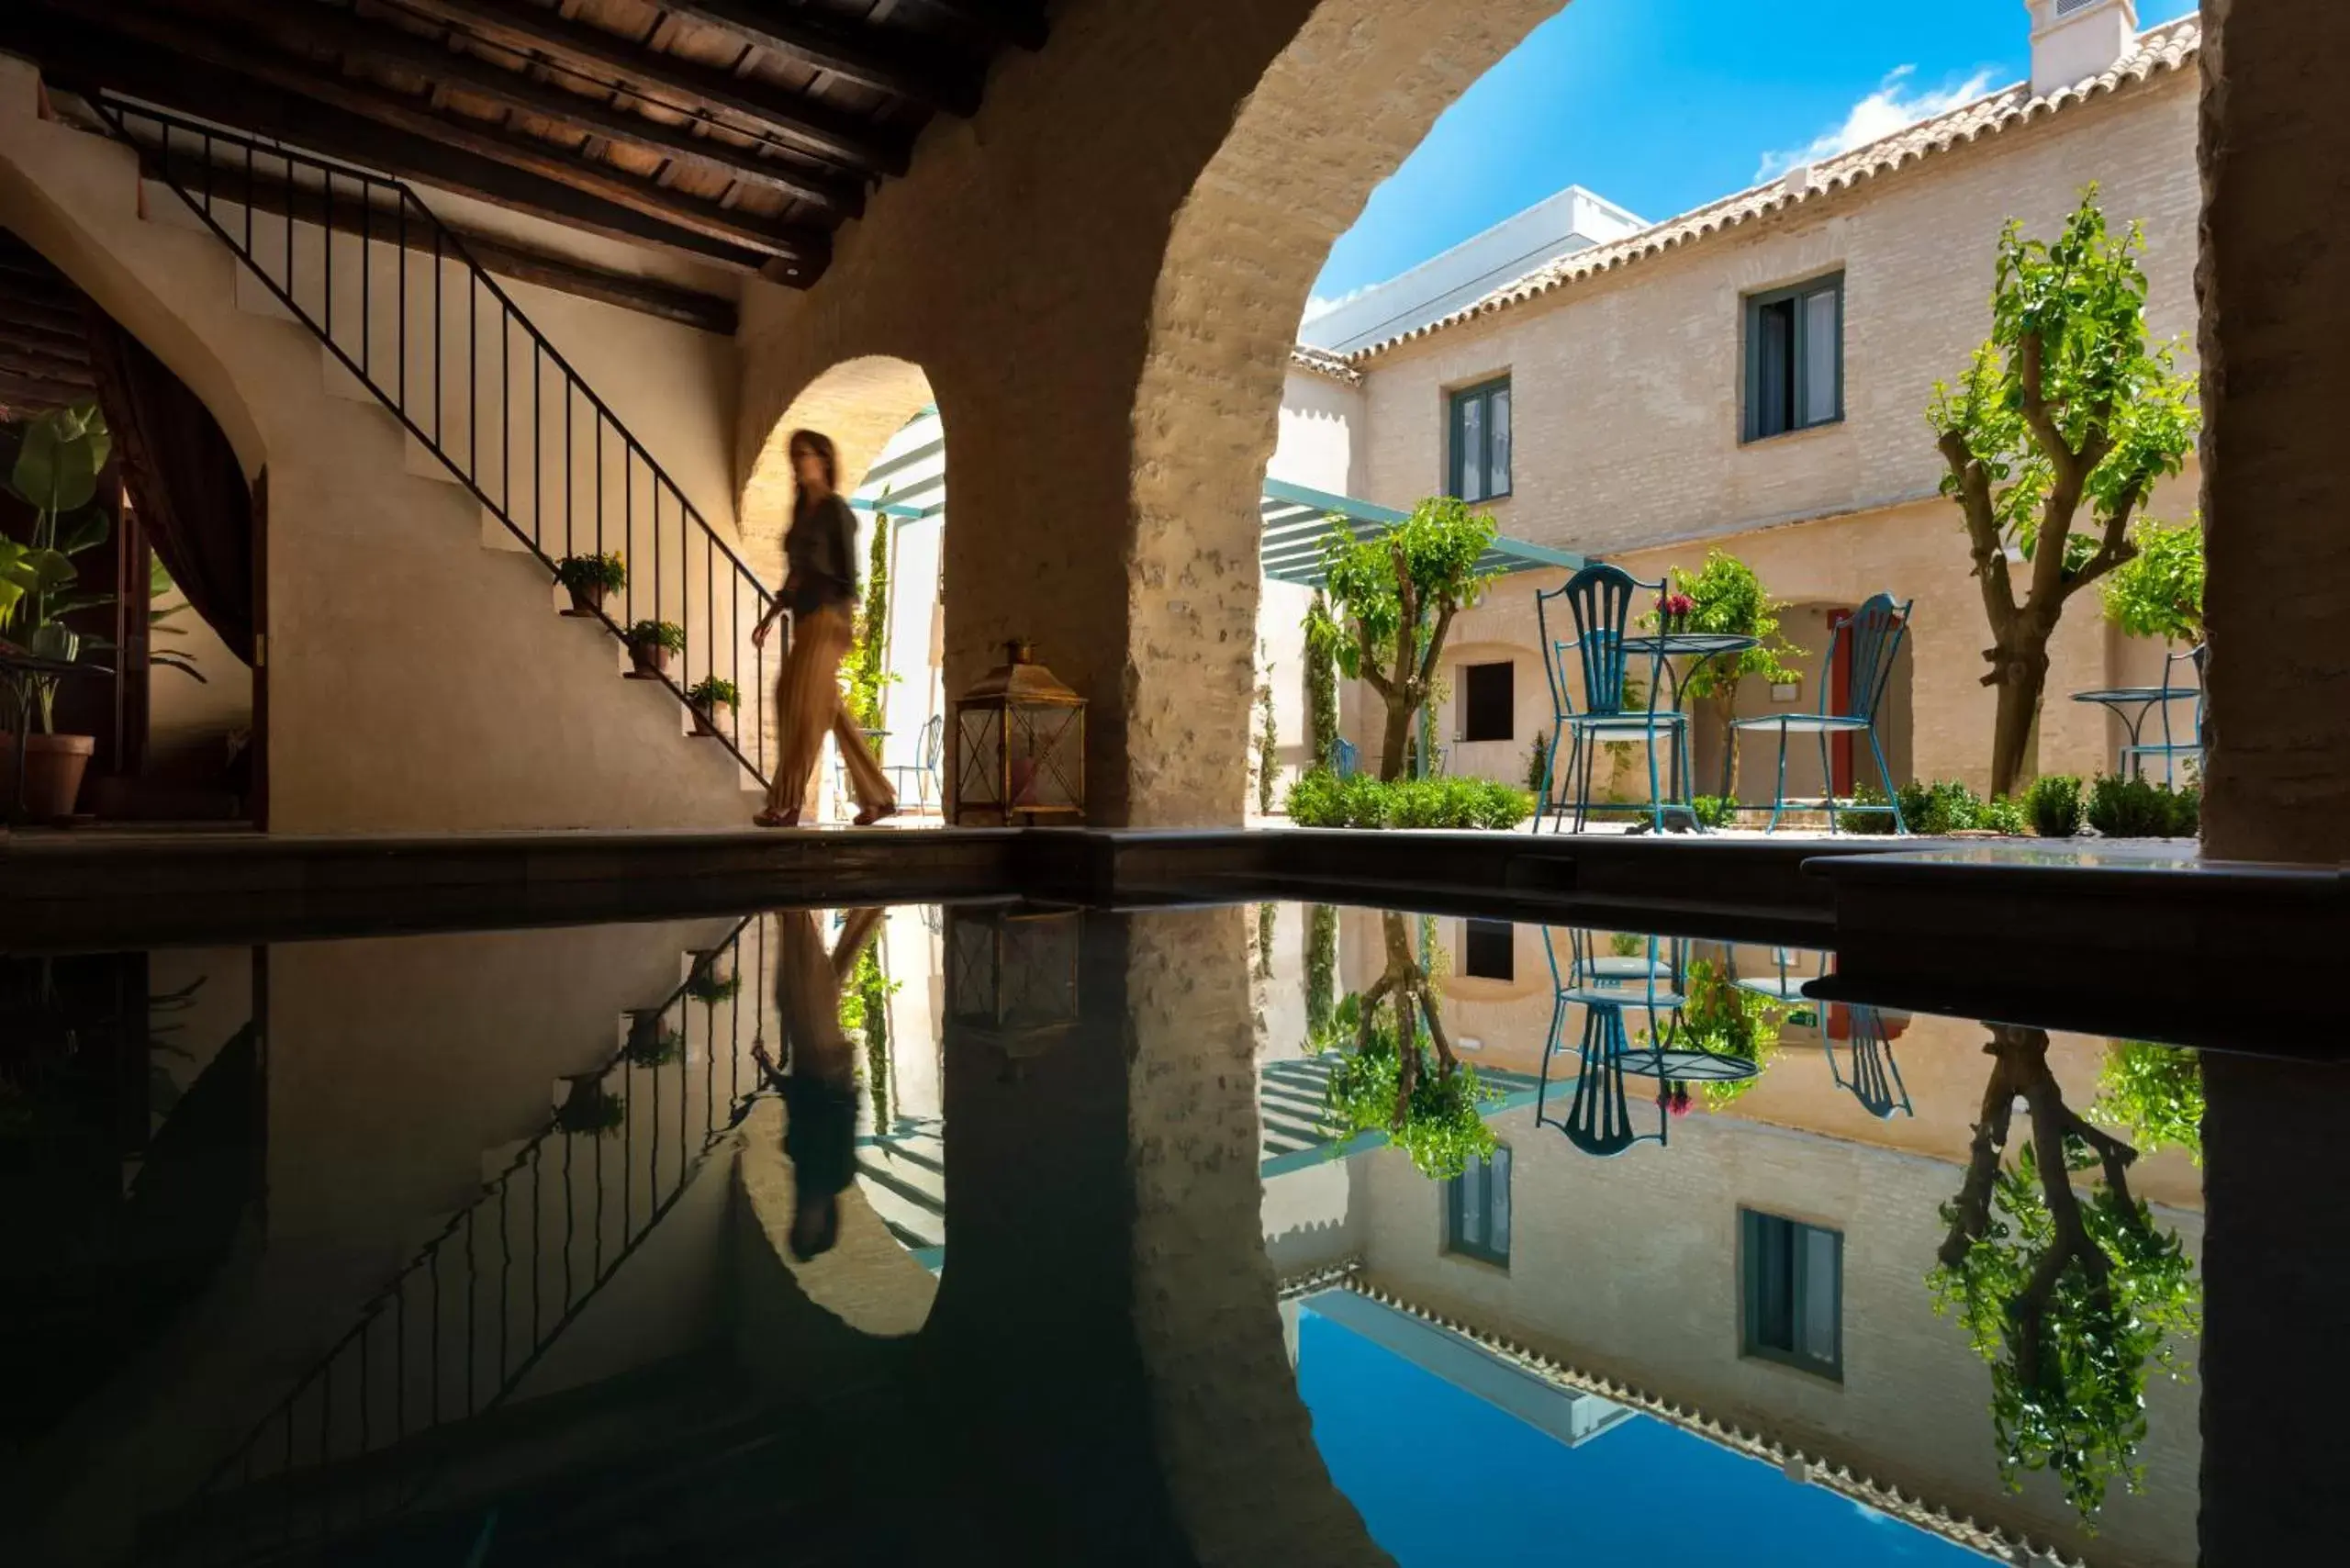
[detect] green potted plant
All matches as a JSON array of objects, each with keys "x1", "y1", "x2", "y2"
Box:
[
  {"x1": 685, "y1": 968, "x2": 740, "y2": 1006},
  {"x1": 621, "y1": 1012, "x2": 683, "y2": 1070},
  {"x1": 2, "y1": 402, "x2": 114, "y2": 820},
  {"x1": 554, "y1": 551, "x2": 625, "y2": 617},
  {"x1": 624, "y1": 618, "x2": 685, "y2": 678},
  {"x1": 684, "y1": 675, "x2": 739, "y2": 736},
  {"x1": 554, "y1": 1072, "x2": 626, "y2": 1137}
]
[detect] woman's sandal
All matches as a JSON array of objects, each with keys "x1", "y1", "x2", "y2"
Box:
[
  {"x1": 753, "y1": 807, "x2": 800, "y2": 828},
  {"x1": 853, "y1": 802, "x2": 898, "y2": 828}
]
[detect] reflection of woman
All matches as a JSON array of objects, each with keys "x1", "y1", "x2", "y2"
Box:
[
  {"x1": 749, "y1": 429, "x2": 896, "y2": 828},
  {"x1": 753, "y1": 906, "x2": 883, "y2": 1260}
]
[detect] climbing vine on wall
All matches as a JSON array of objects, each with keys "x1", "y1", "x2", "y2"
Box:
[
  {"x1": 840, "y1": 941, "x2": 899, "y2": 1128},
  {"x1": 1305, "y1": 904, "x2": 1337, "y2": 1034},
  {"x1": 1305, "y1": 590, "x2": 1338, "y2": 769},
  {"x1": 845, "y1": 506, "x2": 895, "y2": 753},
  {"x1": 1256, "y1": 641, "x2": 1280, "y2": 815}
]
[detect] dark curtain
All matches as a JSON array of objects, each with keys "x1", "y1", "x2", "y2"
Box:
[{"x1": 79, "y1": 308, "x2": 253, "y2": 666}]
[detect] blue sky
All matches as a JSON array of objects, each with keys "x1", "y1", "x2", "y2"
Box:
[
  {"x1": 1296, "y1": 1307, "x2": 1990, "y2": 1565},
  {"x1": 1310, "y1": 0, "x2": 2198, "y2": 307}
]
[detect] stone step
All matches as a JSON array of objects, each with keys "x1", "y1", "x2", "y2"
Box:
[{"x1": 852, "y1": 1172, "x2": 944, "y2": 1251}]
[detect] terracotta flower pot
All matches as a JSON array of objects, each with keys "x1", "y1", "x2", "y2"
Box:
[
  {"x1": 1, "y1": 732, "x2": 96, "y2": 820},
  {"x1": 627, "y1": 640, "x2": 670, "y2": 678},
  {"x1": 564, "y1": 581, "x2": 606, "y2": 618},
  {"x1": 690, "y1": 701, "x2": 723, "y2": 736}
]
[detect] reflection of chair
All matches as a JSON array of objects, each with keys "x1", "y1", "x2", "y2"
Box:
[
  {"x1": 884, "y1": 713, "x2": 946, "y2": 813},
  {"x1": 2120, "y1": 644, "x2": 2206, "y2": 784},
  {"x1": 1729, "y1": 593, "x2": 1911, "y2": 834},
  {"x1": 1824, "y1": 1004, "x2": 1912, "y2": 1119},
  {"x1": 1732, "y1": 946, "x2": 1826, "y2": 1007},
  {"x1": 1536, "y1": 565, "x2": 1684, "y2": 834},
  {"x1": 1537, "y1": 999, "x2": 1667, "y2": 1158}
]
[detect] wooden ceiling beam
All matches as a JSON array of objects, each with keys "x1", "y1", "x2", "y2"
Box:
[
  {"x1": 2, "y1": 8, "x2": 802, "y2": 277},
  {"x1": 901, "y1": 0, "x2": 1049, "y2": 51},
  {"x1": 385, "y1": 0, "x2": 909, "y2": 176},
  {"x1": 229, "y1": 0, "x2": 863, "y2": 215},
  {"x1": 33, "y1": 1, "x2": 829, "y2": 270},
  {"x1": 0, "y1": 368, "x2": 97, "y2": 411},
  {"x1": 664, "y1": 1, "x2": 982, "y2": 115}
]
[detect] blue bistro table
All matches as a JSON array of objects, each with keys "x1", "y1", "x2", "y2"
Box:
[
  {"x1": 2071, "y1": 685, "x2": 2199, "y2": 781},
  {"x1": 1614, "y1": 631, "x2": 1758, "y2": 833},
  {"x1": 1612, "y1": 1046, "x2": 1762, "y2": 1084}
]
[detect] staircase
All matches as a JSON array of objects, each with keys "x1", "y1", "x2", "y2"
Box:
[
  {"x1": 1259, "y1": 1057, "x2": 1337, "y2": 1163},
  {"x1": 853, "y1": 1117, "x2": 946, "y2": 1265},
  {"x1": 147, "y1": 922, "x2": 776, "y2": 1567},
  {"x1": 0, "y1": 66, "x2": 777, "y2": 826}
]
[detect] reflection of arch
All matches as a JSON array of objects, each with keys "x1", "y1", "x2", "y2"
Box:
[
  {"x1": 1128, "y1": 0, "x2": 1571, "y2": 823},
  {"x1": 735, "y1": 1098, "x2": 937, "y2": 1339},
  {"x1": 738, "y1": 354, "x2": 935, "y2": 568}
]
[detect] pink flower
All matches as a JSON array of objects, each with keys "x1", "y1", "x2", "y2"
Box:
[{"x1": 1662, "y1": 592, "x2": 1696, "y2": 619}]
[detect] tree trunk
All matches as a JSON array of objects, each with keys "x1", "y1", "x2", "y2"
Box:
[
  {"x1": 1378, "y1": 693, "x2": 1412, "y2": 781},
  {"x1": 1988, "y1": 636, "x2": 2052, "y2": 798},
  {"x1": 1715, "y1": 688, "x2": 1741, "y2": 800}
]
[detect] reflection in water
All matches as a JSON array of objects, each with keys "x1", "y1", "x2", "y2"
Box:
[
  {"x1": 0, "y1": 902, "x2": 2311, "y2": 1568},
  {"x1": 1931, "y1": 1024, "x2": 2199, "y2": 1521}
]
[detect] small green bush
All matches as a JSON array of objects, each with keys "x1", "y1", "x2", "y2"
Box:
[
  {"x1": 1689, "y1": 795, "x2": 1739, "y2": 829},
  {"x1": 1902, "y1": 778, "x2": 1983, "y2": 835},
  {"x1": 685, "y1": 676, "x2": 740, "y2": 711},
  {"x1": 1844, "y1": 782, "x2": 1901, "y2": 834},
  {"x1": 554, "y1": 551, "x2": 626, "y2": 594},
  {"x1": 1284, "y1": 769, "x2": 1531, "y2": 831},
  {"x1": 2023, "y1": 773, "x2": 2085, "y2": 838},
  {"x1": 1975, "y1": 794, "x2": 2030, "y2": 836},
  {"x1": 627, "y1": 619, "x2": 687, "y2": 654},
  {"x1": 2087, "y1": 773, "x2": 2200, "y2": 838},
  {"x1": 1526, "y1": 731, "x2": 1552, "y2": 796}
]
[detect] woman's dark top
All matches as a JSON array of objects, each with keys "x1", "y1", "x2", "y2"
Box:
[
  {"x1": 778, "y1": 1075, "x2": 856, "y2": 1199},
  {"x1": 783, "y1": 492, "x2": 858, "y2": 616}
]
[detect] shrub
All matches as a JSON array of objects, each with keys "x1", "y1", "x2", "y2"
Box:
[
  {"x1": 1284, "y1": 769, "x2": 1531, "y2": 831},
  {"x1": 1975, "y1": 794, "x2": 2030, "y2": 837},
  {"x1": 1902, "y1": 778, "x2": 1984, "y2": 836},
  {"x1": 685, "y1": 676, "x2": 740, "y2": 711},
  {"x1": 627, "y1": 619, "x2": 686, "y2": 654},
  {"x1": 1844, "y1": 783, "x2": 1901, "y2": 834},
  {"x1": 554, "y1": 551, "x2": 625, "y2": 593},
  {"x1": 1689, "y1": 795, "x2": 1738, "y2": 830},
  {"x1": 1526, "y1": 731, "x2": 1551, "y2": 796},
  {"x1": 2087, "y1": 774, "x2": 2200, "y2": 838},
  {"x1": 2024, "y1": 773, "x2": 2086, "y2": 838}
]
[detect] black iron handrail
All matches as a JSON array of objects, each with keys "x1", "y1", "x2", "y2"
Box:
[{"x1": 90, "y1": 95, "x2": 775, "y2": 787}]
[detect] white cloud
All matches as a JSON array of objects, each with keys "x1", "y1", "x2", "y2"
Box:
[
  {"x1": 1302, "y1": 284, "x2": 1374, "y2": 324},
  {"x1": 1753, "y1": 65, "x2": 1998, "y2": 183}
]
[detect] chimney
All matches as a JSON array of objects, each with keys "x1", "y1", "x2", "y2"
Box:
[{"x1": 2028, "y1": 0, "x2": 2139, "y2": 99}]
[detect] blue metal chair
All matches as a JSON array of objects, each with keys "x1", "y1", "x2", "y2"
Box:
[
  {"x1": 1537, "y1": 996, "x2": 1668, "y2": 1158},
  {"x1": 2119, "y1": 644, "x2": 2206, "y2": 784},
  {"x1": 1535, "y1": 565, "x2": 1684, "y2": 834},
  {"x1": 1823, "y1": 1004, "x2": 1912, "y2": 1120},
  {"x1": 1332, "y1": 737, "x2": 1360, "y2": 779},
  {"x1": 883, "y1": 712, "x2": 946, "y2": 813},
  {"x1": 1535, "y1": 927, "x2": 1680, "y2": 1156},
  {"x1": 1729, "y1": 593, "x2": 1912, "y2": 834}
]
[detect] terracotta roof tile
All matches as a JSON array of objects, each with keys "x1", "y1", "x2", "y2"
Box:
[
  {"x1": 1288, "y1": 342, "x2": 1363, "y2": 385},
  {"x1": 1345, "y1": 17, "x2": 2201, "y2": 362}
]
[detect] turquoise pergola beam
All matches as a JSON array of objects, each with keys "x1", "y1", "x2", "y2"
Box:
[{"x1": 1259, "y1": 477, "x2": 1586, "y2": 588}]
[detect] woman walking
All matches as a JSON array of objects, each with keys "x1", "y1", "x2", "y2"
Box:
[{"x1": 750, "y1": 429, "x2": 896, "y2": 828}]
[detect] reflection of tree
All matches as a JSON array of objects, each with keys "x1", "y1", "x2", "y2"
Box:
[
  {"x1": 1670, "y1": 957, "x2": 1781, "y2": 1108},
  {"x1": 1309, "y1": 913, "x2": 1496, "y2": 1179},
  {"x1": 2089, "y1": 1040, "x2": 2202, "y2": 1166},
  {"x1": 1931, "y1": 1025, "x2": 2199, "y2": 1523},
  {"x1": 1304, "y1": 905, "x2": 1337, "y2": 1034}
]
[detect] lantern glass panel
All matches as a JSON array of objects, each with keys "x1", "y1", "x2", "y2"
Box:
[
  {"x1": 1010, "y1": 705, "x2": 1082, "y2": 812},
  {"x1": 956, "y1": 705, "x2": 1004, "y2": 810}
]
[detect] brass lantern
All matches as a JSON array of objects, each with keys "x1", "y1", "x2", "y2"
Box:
[
  {"x1": 947, "y1": 909, "x2": 1081, "y2": 1070},
  {"x1": 951, "y1": 640, "x2": 1085, "y2": 825}
]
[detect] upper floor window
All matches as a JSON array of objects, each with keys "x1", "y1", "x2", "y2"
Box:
[
  {"x1": 1740, "y1": 1208, "x2": 1842, "y2": 1379},
  {"x1": 1446, "y1": 1147, "x2": 1512, "y2": 1266},
  {"x1": 1448, "y1": 377, "x2": 1512, "y2": 501},
  {"x1": 1744, "y1": 274, "x2": 1843, "y2": 442},
  {"x1": 1460, "y1": 660, "x2": 1515, "y2": 743},
  {"x1": 1461, "y1": 917, "x2": 1514, "y2": 981}
]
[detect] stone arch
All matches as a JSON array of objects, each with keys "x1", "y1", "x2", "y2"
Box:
[{"x1": 738, "y1": 353, "x2": 937, "y2": 571}]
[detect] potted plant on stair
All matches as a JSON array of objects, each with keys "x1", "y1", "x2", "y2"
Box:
[
  {"x1": 684, "y1": 676, "x2": 738, "y2": 736},
  {"x1": 624, "y1": 619, "x2": 684, "y2": 678},
  {"x1": 554, "y1": 551, "x2": 625, "y2": 617},
  {"x1": 1, "y1": 402, "x2": 115, "y2": 821}
]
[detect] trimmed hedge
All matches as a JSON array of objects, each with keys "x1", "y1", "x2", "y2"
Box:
[
  {"x1": 1285, "y1": 769, "x2": 1533, "y2": 830},
  {"x1": 2087, "y1": 773, "x2": 2200, "y2": 837}
]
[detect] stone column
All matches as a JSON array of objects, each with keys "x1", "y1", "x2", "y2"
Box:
[{"x1": 2196, "y1": 0, "x2": 2350, "y2": 862}]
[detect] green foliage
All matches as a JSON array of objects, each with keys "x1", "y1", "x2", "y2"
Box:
[
  {"x1": 1654, "y1": 551, "x2": 1800, "y2": 701},
  {"x1": 1673, "y1": 958, "x2": 1782, "y2": 1107},
  {"x1": 845, "y1": 510, "x2": 894, "y2": 741},
  {"x1": 1607, "y1": 932, "x2": 1645, "y2": 959},
  {"x1": 1688, "y1": 794, "x2": 1739, "y2": 830},
  {"x1": 1904, "y1": 778, "x2": 1986, "y2": 835},
  {"x1": 627, "y1": 619, "x2": 686, "y2": 654},
  {"x1": 2087, "y1": 773, "x2": 2199, "y2": 837},
  {"x1": 1975, "y1": 793, "x2": 2030, "y2": 836},
  {"x1": 1319, "y1": 496, "x2": 1501, "y2": 778},
  {"x1": 1305, "y1": 904, "x2": 1337, "y2": 1035},
  {"x1": 2024, "y1": 773, "x2": 2086, "y2": 838},
  {"x1": 1304, "y1": 591, "x2": 1340, "y2": 769},
  {"x1": 2, "y1": 402, "x2": 116, "y2": 730},
  {"x1": 2090, "y1": 1042, "x2": 2203, "y2": 1165},
  {"x1": 1930, "y1": 1142, "x2": 2199, "y2": 1521},
  {"x1": 554, "y1": 551, "x2": 627, "y2": 594},
  {"x1": 1256, "y1": 902, "x2": 1276, "y2": 980},
  {"x1": 1525, "y1": 731, "x2": 1551, "y2": 797},
  {"x1": 2101, "y1": 514, "x2": 2203, "y2": 645},
  {"x1": 841, "y1": 940, "x2": 896, "y2": 1128},
  {"x1": 622, "y1": 1017, "x2": 682, "y2": 1069},
  {"x1": 1308, "y1": 992, "x2": 1498, "y2": 1180},
  {"x1": 555, "y1": 1078, "x2": 625, "y2": 1137},
  {"x1": 146, "y1": 557, "x2": 206, "y2": 686},
  {"x1": 685, "y1": 676, "x2": 740, "y2": 712},
  {"x1": 683, "y1": 968, "x2": 740, "y2": 1006},
  {"x1": 1284, "y1": 768, "x2": 1531, "y2": 831},
  {"x1": 1256, "y1": 643, "x2": 1280, "y2": 815}
]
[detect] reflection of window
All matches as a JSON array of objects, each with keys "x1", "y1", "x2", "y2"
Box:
[
  {"x1": 1447, "y1": 1147, "x2": 1512, "y2": 1265},
  {"x1": 1744, "y1": 274, "x2": 1843, "y2": 441},
  {"x1": 1448, "y1": 377, "x2": 1512, "y2": 501},
  {"x1": 1460, "y1": 660, "x2": 1514, "y2": 743},
  {"x1": 1741, "y1": 1209, "x2": 1842, "y2": 1379},
  {"x1": 1462, "y1": 918, "x2": 1514, "y2": 981}
]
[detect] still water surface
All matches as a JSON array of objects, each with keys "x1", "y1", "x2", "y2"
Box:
[{"x1": 0, "y1": 903, "x2": 2270, "y2": 1565}]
